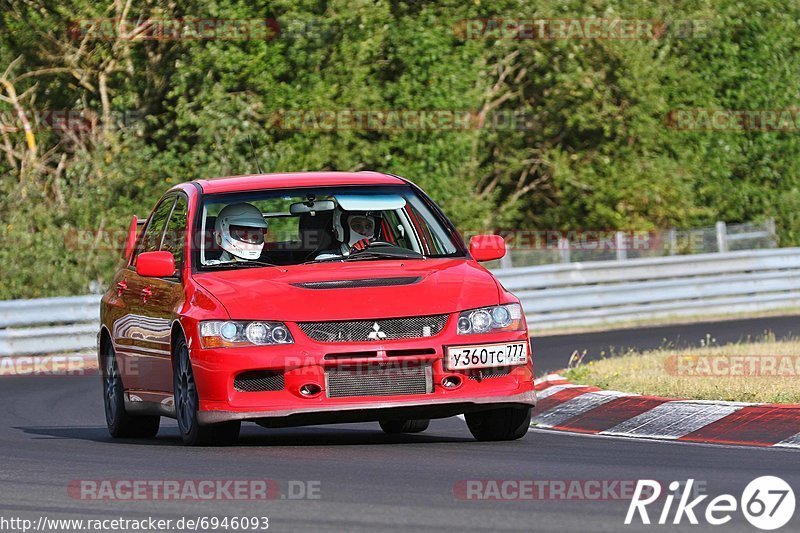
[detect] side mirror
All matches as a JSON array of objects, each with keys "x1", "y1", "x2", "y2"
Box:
[
  {"x1": 136, "y1": 251, "x2": 176, "y2": 278},
  {"x1": 469, "y1": 235, "x2": 506, "y2": 262}
]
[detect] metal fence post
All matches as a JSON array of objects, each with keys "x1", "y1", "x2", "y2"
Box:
[
  {"x1": 500, "y1": 244, "x2": 513, "y2": 269},
  {"x1": 767, "y1": 218, "x2": 778, "y2": 247},
  {"x1": 559, "y1": 237, "x2": 571, "y2": 263},
  {"x1": 615, "y1": 231, "x2": 627, "y2": 261},
  {"x1": 667, "y1": 228, "x2": 677, "y2": 255},
  {"x1": 716, "y1": 221, "x2": 728, "y2": 253}
]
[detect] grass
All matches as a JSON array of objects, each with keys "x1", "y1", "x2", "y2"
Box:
[{"x1": 563, "y1": 334, "x2": 800, "y2": 404}]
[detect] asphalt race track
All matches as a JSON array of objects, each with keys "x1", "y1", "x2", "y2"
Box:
[{"x1": 1, "y1": 316, "x2": 800, "y2": 533}]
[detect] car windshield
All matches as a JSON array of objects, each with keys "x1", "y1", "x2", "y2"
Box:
[{"x1": 195, "y1": 185, "x2": 463, "y2": 269}]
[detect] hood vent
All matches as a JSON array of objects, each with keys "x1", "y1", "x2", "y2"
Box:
[{"x1": 292, "y1": 277, "x2": 421, "y2": 290}]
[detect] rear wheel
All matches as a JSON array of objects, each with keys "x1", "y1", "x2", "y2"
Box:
[
  {"x1": 465, "y1": 407, "x2": 531, "y2": 441},
  {"x1": 103, "y1": 344, "x2": 160, "y2": 438},
  {"x1": 379, "y1": 419, "x2": 430, "y2": 434},
  {"x1": 174, "y1": 337, "x2": 240, "y2": 446}
]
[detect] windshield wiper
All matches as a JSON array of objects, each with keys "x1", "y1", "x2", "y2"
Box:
[
  {"x1": 302, "y1": 250, "x2": 423, "y2": 265},
  {"x1": 300, "y1": 256, "x2": 345, "y2": 265},
  {"x1": 344, "y1": 250, "x2": 423, "y2": 261}
]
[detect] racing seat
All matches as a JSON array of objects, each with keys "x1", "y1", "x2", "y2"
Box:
[
  {"x1": 298, "y1": 211, "x2": 335, "y2": 259},
  {"x1": 202, "y1": 215, "x2": 224, "y2": 262}
]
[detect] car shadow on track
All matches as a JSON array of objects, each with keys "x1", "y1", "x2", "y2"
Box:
[{"x1": 14, "y1": 422, "x2": 475, "y2": 447}]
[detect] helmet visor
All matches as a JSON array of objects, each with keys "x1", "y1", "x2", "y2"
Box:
[
  {"x1": 348, "y1": 215, "x2": 375, "y2": 237},
  {"x1": 230, "y1": 225, "x2": 266, "y2": 245}
]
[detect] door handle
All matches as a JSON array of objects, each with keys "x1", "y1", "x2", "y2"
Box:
[
  {"x1": 142, "y1": 286, "x2": 153, "y2": 303},
  {"x1": 116, "y1": 280, "x2": 127, "y2": 296}
]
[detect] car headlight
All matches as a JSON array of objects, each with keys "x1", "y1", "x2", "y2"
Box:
[
  {"x1": 456, "y1": 304, "x2": 524, "y2": 335},
  {"x1": 199, "y1": 320, "x2": 294, "y2": 348}
]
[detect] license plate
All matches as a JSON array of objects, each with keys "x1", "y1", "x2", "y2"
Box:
[{"x1": 445, "y1": 342, "x2": 528, "y2": 370}]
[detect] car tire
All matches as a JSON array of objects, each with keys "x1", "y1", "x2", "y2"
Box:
[
  {"x1": 103, "y1": 344, "x2": 160, "y2": 438},
  {"x1": 379, "y1": 419, "x2": 430, "y2": 434},
  {"x1": 465, "y1": 406, "x2": 531, "y2": 441},
  {"x1": 173, "y1": 336, "x2": 240, "y2": 446}
]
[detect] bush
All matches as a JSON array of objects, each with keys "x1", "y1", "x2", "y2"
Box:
[{"x1": 1, "y1": 0, "x2": 799, "y2": 298}]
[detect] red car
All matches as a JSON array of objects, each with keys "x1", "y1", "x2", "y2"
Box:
[{"x1": 99, "y1": 171, "x2": 536, "y2": 445}]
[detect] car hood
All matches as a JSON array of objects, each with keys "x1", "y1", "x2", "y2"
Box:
[{"x1": 192, "y1": 258, "x2": 502, "y2": 321}]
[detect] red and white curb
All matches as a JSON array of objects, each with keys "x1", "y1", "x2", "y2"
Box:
[{"x1": 533, "y1": 374, "x2": 800, "y2": 449}]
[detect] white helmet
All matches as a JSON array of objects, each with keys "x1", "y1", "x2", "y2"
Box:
[
  {"x1": 215, "y1": 203, "x2": 268, "y2": 260},
  {"x1": 333, "y1": 208, "x2": 377, "y2": 247}
]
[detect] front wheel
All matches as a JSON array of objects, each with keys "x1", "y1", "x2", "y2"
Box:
[
  {"x1": 173, "y1": 337, "x2": 240, "y2": 446},
  {"x1": 103, "y1": 344, "x2": 160, "y2": 438},
  {"x1": 465, "y1": 407, "x2": 531, "y2": 441}
]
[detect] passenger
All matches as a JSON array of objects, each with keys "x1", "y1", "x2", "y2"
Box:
[{"x1": 210, "y1": 203, "x2": 268, "y2": 263}]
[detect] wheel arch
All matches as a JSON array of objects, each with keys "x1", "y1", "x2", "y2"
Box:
[
  {"x1": 98, "y1": 325, "x2": 113, "y2": 372},
  {"x1": 170, "y1": 319, "x2": 189, "y2": 369}
]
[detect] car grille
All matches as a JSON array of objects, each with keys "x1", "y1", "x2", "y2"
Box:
[
  {"x1": 325, "y1": 363, "x2": 433, "y2": 398},
  {"x1": 323, "y1": 348, "x2": 437, "y2": 360},
  {"x1": 292, "y1": 277, "x2": 421, "y2": 289},
  {"x1": 234, "y1": 371, "x2": 285, "y2": 392},
  {"x1": 298, "y1": 315, "x2": 448, "y2": 343}
]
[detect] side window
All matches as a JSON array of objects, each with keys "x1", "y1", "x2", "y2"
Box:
[
  {"x1": 406, "y1": 202, "x2": 455, "y2": 256},
  {"x1": 406, "y1": 205, "x2": 433, "y2": 255},
  {"x1": 136, "y1": 197, "x2": 176, "y2": 260},
  {"x1": 162, "y1": 195, "x2": 188, "y2": 268},
  {"x1": 382, "y1": 210, "x2": 410, "y2": 249}
]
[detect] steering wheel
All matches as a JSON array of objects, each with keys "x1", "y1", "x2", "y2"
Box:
[{"x1": 349, "y1": 240, "x2": 395, "y2": 254}]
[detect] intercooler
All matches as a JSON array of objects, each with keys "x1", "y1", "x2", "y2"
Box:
[{"x1": 325, "y1": 363, "x2": 434, "y2": 398}]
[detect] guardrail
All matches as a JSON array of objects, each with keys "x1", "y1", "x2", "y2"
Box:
[
  {"x1": 0, "y1": 295, "x2": 100, "y2": 356},
  {"x1": 2, "y1": 247, "x2": 800, "y2": 355},
  {"x1": 493, "y1": 247, "x2": 800, "y2": 330},
  {"x1": 497, "y1": 218, "x2": 777, "y2": 267}
]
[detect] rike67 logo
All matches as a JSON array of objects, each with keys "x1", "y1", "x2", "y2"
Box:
[{"x1": 626, "y1": 477, "x2": 795, "y2": 530}]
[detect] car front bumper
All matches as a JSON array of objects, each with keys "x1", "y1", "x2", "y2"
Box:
[
  {"x1": 189, "y1": 325, "x2": 536, "y2": 426},
  {"x1": 198, "y1": 390, "x2": 536, "y2": 426}
]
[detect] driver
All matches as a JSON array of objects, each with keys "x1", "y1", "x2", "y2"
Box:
[
  {"x1": 340, "y1": 212, "x2": 377, "y2": 253},
  {"x1": 315, "y1": 208, "x2": 380, "y2": 259},
  {"x1": 210, "y1": 202, "x2": 268, "y2": 263}
]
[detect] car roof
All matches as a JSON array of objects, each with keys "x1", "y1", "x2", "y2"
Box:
[{"x1": 194, "y1": 171, "x2": 406, "y2": 194}]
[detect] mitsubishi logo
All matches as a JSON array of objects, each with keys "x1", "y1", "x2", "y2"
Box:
[{"x1": 367, "y1": 322, "x2": 387, "y2": 340}]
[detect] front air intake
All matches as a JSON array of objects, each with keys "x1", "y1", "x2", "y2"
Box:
[
  {"x1": 468, "y1": 367, "x2": 512, "y2": 381},
  {"x1": 292, "y1": 277, "x2": 421, "y2": 290},
  {"x1": 234, "y1": 371, "x2": 285, "y2": 392}
]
